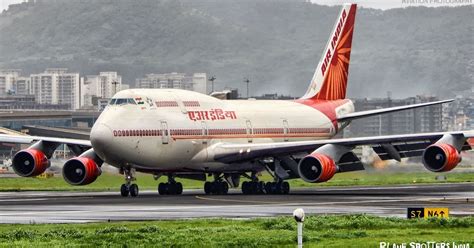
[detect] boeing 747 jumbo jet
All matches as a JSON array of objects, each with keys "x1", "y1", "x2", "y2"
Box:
[{"x1": 1, "y1": 4, "x2": 472, "y2": 197}]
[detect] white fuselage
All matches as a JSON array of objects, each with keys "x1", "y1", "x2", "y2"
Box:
[{"x1": 90, "y1": 89, "x2": 354, "y2": 173}]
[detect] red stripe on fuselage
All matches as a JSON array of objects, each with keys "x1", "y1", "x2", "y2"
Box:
[{"x1": 295, "y1": 99, "x2": 350, "y2": 131}]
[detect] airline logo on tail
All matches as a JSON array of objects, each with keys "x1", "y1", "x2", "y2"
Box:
[
  {"x1": 321, "y1": 9, "x2": 347, "y2": 76},
  {"x1": 301, "y1": 4, "x2": 357, "y2": 101}
]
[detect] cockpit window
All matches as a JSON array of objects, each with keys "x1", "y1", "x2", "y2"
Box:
[
  {"x1": 115, "y1": 99, "x2": 128, "y2": 105},
  {"x1": 109, "y1": 98, "x2": 136, "y2": 106}
]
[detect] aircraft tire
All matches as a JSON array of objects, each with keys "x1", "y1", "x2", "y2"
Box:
[
  {"x1": 176, "y1": 182, "x2": 183, "y2": 195},
  {"x1": 222, "y1": 182, "x2": 229, "y2": 194},
  {"x1": 282, "y1": 181, "x2": 290, "y2": 195},
  {"x1": 264, "y1": 182, "x2": 273, "y2": 194},
  {"x1": 158, "y1": 182, "x2": 167, "y2": 195},
  {"x1": 120, "y1": 184, "x2": 129, "y2": 197},
  {"x1": 258, "y1": 181, "x2": 265, "y2": 194},
  {"x1": 204, "y1": 182, "x2": 212, "y2": 194},
  {"x1": 168, "y1": 183, "x2": 177, "y2": 195},
  {"x1": 250, "y1": 181, "x2": 262, "y2": 194},
  {"x1": 242, "y1": 181, "x2": 250, "y2": 194},
  {"x1": 274, "y1": 182, "x2": 283, "y2": 194},
  {"x1": 129, "y1": 184, "x2": 139, "y2": 197}
]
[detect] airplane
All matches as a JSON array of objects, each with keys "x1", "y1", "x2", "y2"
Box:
[{"x1": 1, "y1": 3, "x2": 472, "y2": 197}]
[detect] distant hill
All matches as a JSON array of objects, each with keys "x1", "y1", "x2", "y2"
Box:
[{"x1": 0, "y1": 0, "x2": 472, "y2": 98}]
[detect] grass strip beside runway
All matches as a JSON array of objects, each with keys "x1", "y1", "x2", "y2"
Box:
[
  {"x1": 0, "y1": 215, "x2": 472, "y2": 247},
  {"x1": 0, "y1": 171, "x2": 472, "y2": 192}
]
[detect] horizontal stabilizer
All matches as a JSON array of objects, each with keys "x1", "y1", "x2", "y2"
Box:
[{"x1": 337, "y1": 99, "x2": 453, "y2": 122}]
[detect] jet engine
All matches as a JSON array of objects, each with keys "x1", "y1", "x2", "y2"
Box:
[
  {"x1": 297, "y1": 144, "x2": 364, "y2": 183},
  {"x1": 62, "y1": 149, "x2": 103, "y2": 186},
  {"x1": 12, "y1": 149, "x2": 49, "y2": 177},
  {"x1": 422, "y1": 143, "x2": 461, "y2": 172},
  {"x1": 297, "y1": 152, "x2": 337, "y2": 183},
  {"x1": 11, "y1": 141, "x2": 59, "y2": 177}
]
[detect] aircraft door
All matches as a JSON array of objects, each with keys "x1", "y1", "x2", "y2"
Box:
[
  {"x1": 283, "y1": 119, "x2": 289, "y2": 142},
  {"x1": 161, "y1": 121, "x2": 169, "y2": 144},
  {"x1": 246, "y1": 120, "x2": 253, "y2": 143},
  {"x1": 171, "y1": 93, "x2": 188, "y2": 114},
  {"x1": 201, "y1": 121, "x2": 208, "y2": 144}
]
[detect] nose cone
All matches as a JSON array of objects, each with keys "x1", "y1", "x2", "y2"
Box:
[{"x1": 90, "y1": 123, "x2": 113, "y2": 161}]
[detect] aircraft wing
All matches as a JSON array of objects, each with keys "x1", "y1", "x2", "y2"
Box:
[
  {"x1": 212, "y1": 130, "x2": 474, "y2": 164},
  {"x1": 337, "y1": 99, "x2": 453, "y2": 122},
  {"x1": 0, "y1": 134, "x2": 91, "y2": 147}
]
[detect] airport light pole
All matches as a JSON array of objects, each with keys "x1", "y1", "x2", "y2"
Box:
[
  {"x1": 244, "y1": 77, "x2": 250, "y2": 98},
  {"x1": 209, "y1": 76, "x2": 216, "y2": 93},
  {"x1": 293, "y1": 208, "x2": 305, "y2": 248}
]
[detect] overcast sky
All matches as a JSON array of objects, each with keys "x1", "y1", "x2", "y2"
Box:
[
  {"x1": 312, "y1": 0, "x2": 473, "y2": 9},
  {"x1": 1, "y1": 0, "x2": 472, "y2": 11},
  {"x1": 1, "y1": 0, "x2": 22, "y2": 11}
]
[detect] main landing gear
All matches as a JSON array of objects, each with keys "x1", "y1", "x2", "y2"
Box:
[
  {"x1": 158, "y1": 175, "x2": 183, "y2": 195},
  {"x1": 242, "y1": 181, "x2": 290, "y2": 194},
  {"x1": 241, "y1": 173, "x2": 290, "y2": 195},
  {"x1": 204, "y1": 174, "x2": 229, "y2": 195},
  {"x1": 120, "y1": 168, "x2": 139, "y2": 197}
]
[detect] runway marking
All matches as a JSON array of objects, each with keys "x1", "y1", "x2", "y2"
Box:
[
  {"x1": 195, "y1": 195, "x2": 474, "y2": 207},
  {"x1": 195, "y1": 196, "x2": 284, "y2": 204}
]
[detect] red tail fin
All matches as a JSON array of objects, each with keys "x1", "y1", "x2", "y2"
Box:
[{"x1": 300, "y1": 4, "x2": 357, "y2": 101}]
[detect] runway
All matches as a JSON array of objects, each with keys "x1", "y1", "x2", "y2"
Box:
[{"x1": 0, "y1": 183, "x2": 472, "y2": 223}]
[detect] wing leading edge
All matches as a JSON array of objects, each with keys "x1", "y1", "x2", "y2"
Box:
[
  {"x1": 211, "y1": 130, "x2": 474, "y2": 164},
  {"x1": 337, "y1": 99, "x2": 454, "y2": 122},
  {"x1": 0, "y1": 134, "x2": 91, "y2": 147}
]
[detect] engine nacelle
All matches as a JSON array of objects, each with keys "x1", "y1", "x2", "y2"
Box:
[
  {"x1": 62, "y1": 157, "x2": 101, "y2": 185},
  {"x1": 422, "y1": 143, "x2": 461, "y2": 172},
  {"x1": 12, "y1": 149, "x2": 50, "y2": 177},
  {"x1": 297, "y1": 153, "x2": 337, "y2": 183}
]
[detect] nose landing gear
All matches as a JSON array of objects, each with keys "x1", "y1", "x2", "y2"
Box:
[{"x1": 120, "y1": 168, "x2": 139, "y2": 197}]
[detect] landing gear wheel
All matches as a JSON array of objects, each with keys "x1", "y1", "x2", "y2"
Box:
[
  {"x1": 257, "y1": 181, "x2": 265, "y2": 194},
  {"x1": 176, "y1": 182, "x2": 183, "y2": 195},
  {"x1": 121, "y1": 168, "x2": 136, "y2": 197},
  {"x1": 158, "y1": 182, "x2": 167, "y2": 195},
  {"x1": 204, "y1": 181, "x2": 212, "y2": 194},
  {"x1": 168, "y1": 183, "x2": 177, "y2": 195},
  {"x1": 222, "y1": 182, "x2": 229, "y2": 194},
  {"x1": 158, "y1": 182, "x2": 183, "y2": 195},
  {"x1": 242, "y1": 181, "x2": 250, "y2": 194},
  {"x1": 205, "y1": 181, "x2": 229, "y2": 195},
  {"x1": 264, "y1": 182, "x2": 273, "y2": 194},
  {"x1": 120, "y1": 184, "x2": 129, "y2": 197},
  {"x1": 250, "y1": 182, "x2": 258, "y2": 194},
  {"x1": 129, "y1": 184, "x2": 139, "y2": 197},
  {"x1": 275, "y1": 182, "x2": 283, "y2": 194},
  {"x1": 242, "y1": 181, "x2": 266, "y2": 194},
  {"x1": 281, "y1": 181, "x2": 290, "y2": 194}
]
